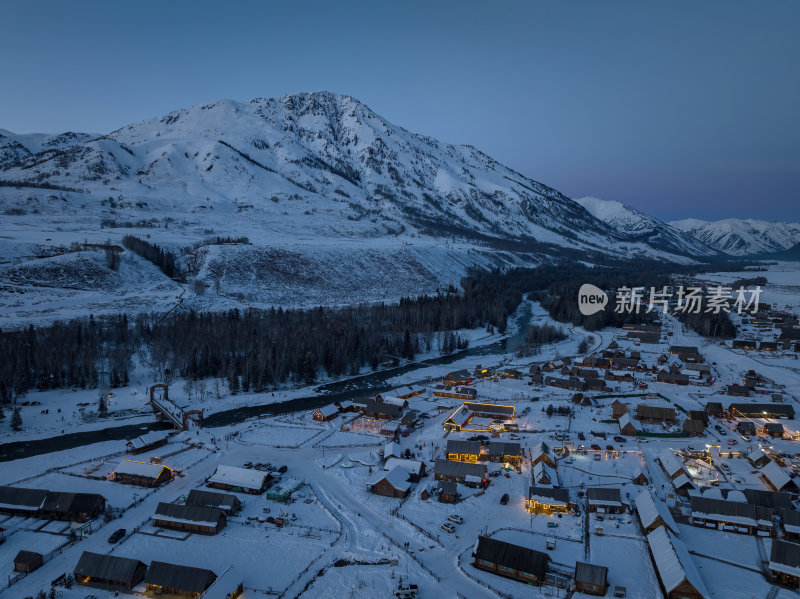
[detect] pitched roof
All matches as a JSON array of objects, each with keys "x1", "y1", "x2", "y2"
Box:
[
  {"x1": 575, "y1": 561, "x2": 608, "y2": 587},
  {"x1": 154, "y1": 502, "x2": 225, "y2": 526},
  {"x1": 690, "y1": 496, "x2": 759, "y2": 526},
  {"x1": 528, "y1": 486, "x2": 570, "y2": 505},
  {"x1": 145, "y1": 560, "x2": 217, "y2": 593},
  {"x1": 743, "y1": 489, "x2": 793, "y2": 510},
  {"x1": 770, "y1": 540, "x2": 800, "y2": 578},
  {"x1": 371, "y1": 466, "x2": 411, "y2": 492},
  {"x1": 761, "y1": 460, "x2": 794, "y2": 490},
  {"x1": 437, "y1": 480, "x2": 458, "y2": 495},
  {"x1": 186, "y1": 489, "x2": 240, "y2": 512},
  {"x1": 41, "y1": 492, "x2": 105, "y2": 514},
  {"x1": 474, "y1": 536, "x2": 550, "y2": 577},
  {"x1": 587, "y1": 487, "x2": 622, "y2": 505},
  {"x1": 207, "y1": 465, "x2": 268, "y2": 490},
  {"x1": 636, "y1": 490, "x2": 678, "y2": 534},
  {"x1": 636, "y1": 405, "x2": 676, "y2": 419},
  {"x1": 658, "y1": 449, "x2": 686, "y2": 477},
  {"x1": 384, "y1": 458, "x2": 424, "y2": 475},
  {"x1": 363, "y1": 399, "x2": 402, "y2": 417},
  {"x1": 14, "y1": 550, "x2": 43, "y2": 566},
  {"x1": 126, "y1": 431, "x2": 170, "y2": 450},
  {"x1": 314, "y1": 404, "x2": 339, "y2": 418},
  {"x1": 463, "y1": 402, "x2": 513, "y2": 417},
  {"x1": 74, "y1": 551, "x2": 146, "y2": 584},
  {"x1": 446, "y1": 439, "x2": 481, "y2": 455},
  {"x1": 487, "y1": 441, "x2": 522, "y2": 457},
  {"x1": 433, "y1": 459, "x2": 486, "y2": 479},
  {"x1": 0, "y1": 486, "x2": 48, "y2": 511},
  {"x1": 114, "y1": 460, "x2": 171, "y2": 479},
  {"x1": 646, "y1": 528, "x2": 709, "y2": 598}
]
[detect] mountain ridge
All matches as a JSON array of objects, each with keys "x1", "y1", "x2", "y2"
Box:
[{"x1": 1, "y1": 92, "x2": 704, "y2": 261}]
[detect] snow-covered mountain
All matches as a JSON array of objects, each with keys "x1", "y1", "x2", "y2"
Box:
[
  {"x1": 1, "y1": 92, "x2": 699, "y2": 259},
  {"x1": 0, "y1": 92, "x2": 723, "y2": 327},
  {"x1": 574, "y1": 196, "x2": 719, "y2": 257},
  {"x1": 670, "y1": 218, "x2": 800, "y2": 256}
]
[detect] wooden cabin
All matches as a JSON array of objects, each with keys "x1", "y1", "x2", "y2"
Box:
[
  {"x1": 153, "y1": 502, "x2": 226, "y2": 535},
  {"x1": 112, "y1": 460, "x2": 173, "y2": 487},
  {"x1": 74, "y1": 551, "x2": 147, "y2": 590},
  {"x1": 145, "y1": 561, "x2": 217, "y2": 598},
  {"x1": 472, "y1": 536, "x2": 550, "y2": 584},
  {"x1": 14, "y1": 550, "x2": 43, "y2": 573}
]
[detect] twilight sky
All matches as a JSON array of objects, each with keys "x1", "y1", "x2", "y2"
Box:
[{"x1": 1, "y1": 1, "x2": 798, "y2": 221}]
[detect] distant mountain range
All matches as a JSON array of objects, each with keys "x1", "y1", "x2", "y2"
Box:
[
  {"x1": 574, "y1": 196, "x2": 800, "y2": 258},
  {"x1": 669, "y1": 218, "x2": 800, "y2": 256}
]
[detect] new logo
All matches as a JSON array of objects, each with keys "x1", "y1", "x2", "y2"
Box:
[{"x1": 578, "y1": 284, "x2": 608, "y2": 316}]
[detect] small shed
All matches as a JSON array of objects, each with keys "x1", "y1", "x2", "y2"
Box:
[
  {"x1": 575, "y1": 561, "x2": 609, "y2": 596},
  {"x1": 437, "y1": 480, "x2": 459, "y2": 503},
  {"x1": 14, "y1": 550, "x2": 43, "y2": 573}
]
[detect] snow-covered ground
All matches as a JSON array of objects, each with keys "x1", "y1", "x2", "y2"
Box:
[{"x1": 2, "y1": 263, "x2": 800, "y2": 598}]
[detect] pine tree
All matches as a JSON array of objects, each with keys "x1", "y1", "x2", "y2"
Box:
[
  {"x1": 98, "y1": 394, "x2": 108, "y2": 417},
  {"x1": 11, "y1": 406, "x2": 22, "y2": 431}
]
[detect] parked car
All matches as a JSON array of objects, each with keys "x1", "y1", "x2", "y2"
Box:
[
  {"x1": 509, "y1": 434, "x2": 520, "y2": 440},
  {"x1": 277, "y1": 465, "x2": 288, "y2": 474},
  {"x1": 500, "y1": 494, "x2": 510, "y2": 505},
  {"x1": 606, "y1": 445, "x2": 614, "y2": 451},
  {"x1": 448, "y1": 514, "x2": 464, "y2": 524},
  {"x1": 578, "y1": 432, "x2": 586, "y2": 441},
  {"x1": 591, "y1": 444, "x2": 601, "y2": 451},
  {"x1": 108, "y1": 528, "x2": 126, "y2": 544},
  {"x1": 441, "y1": 522, "x2": 456, "y2": 533},
  {"x1": 613, "y1": 436, "x2": 626, "y2": 443},
  {"x1": 742, "y1": 434, "x2": 751, "y2": 441}
]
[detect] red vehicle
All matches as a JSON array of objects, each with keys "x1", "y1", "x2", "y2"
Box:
[
  {"x1": 401, "y1": 430, "x2": 410, "y2": 437},
  {"x1": 591, "y1": 444, "x2": 601, "y2": 451}
]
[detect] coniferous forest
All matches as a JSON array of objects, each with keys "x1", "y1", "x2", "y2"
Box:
[{"x1": 0, "y1": 258, "x2": 750, "y2": 404}]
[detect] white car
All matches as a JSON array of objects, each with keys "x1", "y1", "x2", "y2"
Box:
[
  {"x1": 448, "y1": 514, "x2": 464, "y2": 524},
  {"x1": 441, "y1": 522, "x2": 456, "y2": 533}
]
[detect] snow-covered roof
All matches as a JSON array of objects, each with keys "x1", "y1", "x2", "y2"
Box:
[
  {"x1": 370, "y1": 466, "x2": 411, "y2": 492},
  {"x1": 126, "y1": 431, "x2": 170, "y2": 450},
  {"x1": 647, "y1": 527, "x2": 709, "y2": 598},
  {"x1": 659, "y1": 449, "x2": 686, "y2": 477},
  {"x1": 379, "y1": 396, "x2": 406, "y2": 407},
  {"x1": 384, "y1": 458, "x2": 423, "y2": 474},
  {"x1": 208, "y1": 465, "x2": 267, "y2": 490},
  {"x1": 532, "y1": 442, "x2": 552, "y2": 462},
  {"x1": 748, "y1": 448, "x2": 768, "y2": 463},
  {"x1": 672, "y1": 474, "x2": 696, "y2": 490},
  {"x1": 384, "y1": 441, "x2": 401, "y2": 458},
  {"x1": 533, "y1": 462, "x2": 556, "y2": 484},
  {"x1": 761, "y1": 460, "x2": 793, "y2": 490},
  {"x1": 618, "y1": 412, "x2": 635, "y2": 431},
  {"x1": 114, "y1": 460, "x2": 171, "y2": 479},
  {"x1": 635, "y1": 490, "x2": 678, "y2": 534},
  {"x1": 770, "y1": 540, "x2": 800, "y2": 578},
  {"x1": 315, "y1": 404, "x2": 339, "y2": 418},
  {"x1": 726, "y1": 490, "x2": 747, "y2": 503}
]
